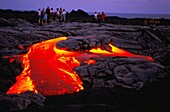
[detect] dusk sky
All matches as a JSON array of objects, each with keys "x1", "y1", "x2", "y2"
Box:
[{"x1": 0, "y1": 0, "x2": 170, "y2": 14}]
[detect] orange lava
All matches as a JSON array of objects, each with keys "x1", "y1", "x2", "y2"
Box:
[
  {"x1": 90, "y1": 44, "x2": 154, "y2": 61},
  {"x1": 6, "y1": 37, "x2": 154, "y2": 96}
]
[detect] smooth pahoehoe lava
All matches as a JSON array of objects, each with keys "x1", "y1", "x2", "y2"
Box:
[{"x1": 6, "y1": 37, "x2": 154, "y2": 96}]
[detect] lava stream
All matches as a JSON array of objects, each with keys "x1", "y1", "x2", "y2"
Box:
[{"x1": 6, "y1": 37, "x2": 154, "y2": 96}]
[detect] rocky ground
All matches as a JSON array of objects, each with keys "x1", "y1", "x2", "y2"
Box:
[{"x1": 0, "y1": 18, "x2": 170, "y2": 112}]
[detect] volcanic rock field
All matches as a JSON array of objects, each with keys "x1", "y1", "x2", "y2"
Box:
[{"x1": 0, "y1": 18, "x2": 170, "y2": 112}]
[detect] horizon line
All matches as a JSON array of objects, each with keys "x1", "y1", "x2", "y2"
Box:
[{"x1": 1, "y1": 8, "x2": 170, "y2": 15}]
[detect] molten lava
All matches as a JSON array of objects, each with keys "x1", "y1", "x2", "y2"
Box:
[{"x1": 6, "y1": 37, "x2": 154, "y2": 96}]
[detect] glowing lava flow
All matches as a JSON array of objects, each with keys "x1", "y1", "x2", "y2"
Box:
[
  {"x1": 7, "y1": 37, "x2": 84, "y2": 95},
  {"x1": 89, "y1": 44, "x2": 154, "y2": 61},
  {"x1": 6, "y1": 37, "x2": 154, "y2": 96}
]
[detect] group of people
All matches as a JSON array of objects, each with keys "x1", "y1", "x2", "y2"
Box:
[
  {"x1": 94, "y1": 11, "x2": 106, "y2": 23},
  {"x1": 144, "y1": 18, "x2": 161, "y2": 26},
  {"x1": 38, "y1": 7, "x2": 106, "y2": 25},
  {"x1": 38, "y1": 7, "x2": 67, "y2": 25}
]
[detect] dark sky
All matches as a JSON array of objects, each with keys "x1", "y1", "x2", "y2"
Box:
[{"x1": 0, "y1": 0, "x2": 170, "y2": 14}]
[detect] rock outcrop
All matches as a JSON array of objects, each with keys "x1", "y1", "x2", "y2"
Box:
[{"x1": 0, "y1": 91, "x2": 45, "y2": 111}]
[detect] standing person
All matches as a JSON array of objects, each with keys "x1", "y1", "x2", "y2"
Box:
[
  {"x1": 43, "y1": 11, "x2": 48, "y2": 24},
  {"x1": 101, "y1": 11, "x2": 106, "y2": 23},
  {"x1": 50, "y1": 8, "x2": 54, "y2": 21},
  {"x1": 59, "y1": 7, "x2": 63, "y2": 22},
  {"x1": 62, "y1": 9, "x2": 67, "y2": 22},
  {"x1": 46, "y1": 6, "x2": 51, "y2": 24},
  {"x1": 56, "y1": 8, "x2": 60, "y2": 22},
  {"x1": 53, "y1": 9, "x2": 56, "y2": 21},
  {"x1": 40, "y1": 8, "x2": 45, "y2": 25},
  {"x1": 144, "y1": 18, "x2": 148, "y2": 26},
  {"x1": 97, "y1": 12, "x2": 101, "y2": 23},
  {"x1": 38, "y1": 8, "x2": 41, "y2": 23},
  {"x1": 94, "y1": 12, "x2": 98, "y2": 22}
]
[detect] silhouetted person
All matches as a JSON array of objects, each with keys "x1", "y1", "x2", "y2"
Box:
[
  {"x1": 46, "y1": 6, "x2": 50, "y2": 24},
  {"x1": 40, "y1": 8, "x2": 45, "y2": 25},
  {"x1": 144, "y1": 18, "x2": 148, "y2": 26},
  {"x1": 97, "y1": 12, "x2": 101, "y2": 23}
]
